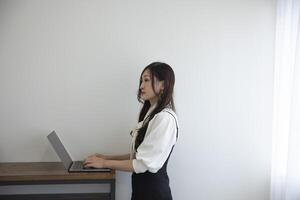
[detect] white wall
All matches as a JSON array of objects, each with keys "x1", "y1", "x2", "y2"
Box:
[{"x1": 0, "y1": 0, "x2": 275, "y2": 199}]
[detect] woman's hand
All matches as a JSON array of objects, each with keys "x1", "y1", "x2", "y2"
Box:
[
  {"x1": 84, "y1": 155, "x2": 134, "y2": 172},
  {"x1": 83, "y1": 155, "x2": 106, "y2": 168}
]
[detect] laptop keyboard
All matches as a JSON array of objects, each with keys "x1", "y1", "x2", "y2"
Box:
[
  {"x1": 72, "y1": 161, "x2": 83, "y2": 169},
  {"x1": 70, "y1": 161, "x2": 111, "y2": 172}
]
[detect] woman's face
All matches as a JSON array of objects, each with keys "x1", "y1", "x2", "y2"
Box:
[{"x1": 139, "y1": 69, "x2": 164, "y2": 104}]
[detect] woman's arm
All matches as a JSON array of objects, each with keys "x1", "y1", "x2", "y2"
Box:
[
  {"x1": 83, "y1": 155, "x2": 134, "y2": 172},
  {"x1": 104, "y1": 159, "x2": 134, "y2": 172},
  {"x1": 97, "y1": 154, "x2": 130, "y2": 160}
]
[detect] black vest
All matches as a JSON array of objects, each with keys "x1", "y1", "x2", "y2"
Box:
[{"x1": 131, "y1": 111, "x2": 178, "y2": 200}]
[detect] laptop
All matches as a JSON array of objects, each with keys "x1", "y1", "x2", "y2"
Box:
[{"x1": 47, "y1": 131, "x2": 111, "y2": 172}]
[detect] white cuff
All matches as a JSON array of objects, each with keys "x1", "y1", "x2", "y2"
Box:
[{"x1": 132, "y1": 159, "x2": 148, "y2": 173}]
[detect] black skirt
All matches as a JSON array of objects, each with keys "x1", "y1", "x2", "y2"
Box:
[{"x1": 131, "y1": 169, "x2": 172, "y2": 200}]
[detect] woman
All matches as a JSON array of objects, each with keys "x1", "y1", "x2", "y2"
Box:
[{"x1": 84, "y1": 62, "x2": 179, "y2": 200}]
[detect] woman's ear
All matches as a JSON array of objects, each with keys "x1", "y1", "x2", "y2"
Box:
[{"x1": 160, "y1": 80, "x2": 165, "y2": 91}]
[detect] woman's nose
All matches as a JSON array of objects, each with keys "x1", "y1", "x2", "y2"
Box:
[{"x1": 140, "y1": 83, "x2": 144, "y2": 89}]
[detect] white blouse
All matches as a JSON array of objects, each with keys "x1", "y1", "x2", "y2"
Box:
[{"x1": 130, "y1": 105, "x2": 178, "y2": 173}]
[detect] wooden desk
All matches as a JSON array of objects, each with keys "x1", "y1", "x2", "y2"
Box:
[{"x1": 0, "y1": 162, "x2": 115, "y2": 200}]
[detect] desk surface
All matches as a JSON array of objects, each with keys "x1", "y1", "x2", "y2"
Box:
[{"x1": 0, "y1": 162, "x2": 115, "y2": 182}]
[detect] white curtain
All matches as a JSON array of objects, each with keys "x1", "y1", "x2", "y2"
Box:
[{"x1": 271, "y1": 0, "x2": 300, "y2": 200}]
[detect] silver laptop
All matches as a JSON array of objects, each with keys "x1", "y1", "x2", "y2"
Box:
[{"x1": 47, "y1": 131, "x2": 111, "y2": 172}]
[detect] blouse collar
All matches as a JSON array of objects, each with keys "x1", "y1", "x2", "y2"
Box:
[{"x1": 144, "y1": 102, "x2": 157, "y2": 121}]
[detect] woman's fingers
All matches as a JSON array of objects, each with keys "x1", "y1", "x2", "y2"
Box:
[
  {"x1": 84, "y1": 163, "x2": 94, "y2": 168},
  {"x1": 85, "y1": 155, "x2": 96, "y2": 163},
  {"x1": 84, "y1": 157, "x2": 105, "y2": 169},
  {"x1": 84, "y1": 158, "x2": 94, "y2": 165},
  {"x1": 83, "y1": 159, "x2": 94, "y2": 165},
  {"x1": 83, "y1": 155, "x2": 106, "y2": 168}
]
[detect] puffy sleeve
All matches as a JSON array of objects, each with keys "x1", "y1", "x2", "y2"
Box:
[{"x1": 132, "y1": 111, "x2": 177, "y2": 173}]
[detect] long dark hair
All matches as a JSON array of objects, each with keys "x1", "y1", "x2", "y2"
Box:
[{"x1": 134, "y1": 62, "x2": 176, "y2": 150}]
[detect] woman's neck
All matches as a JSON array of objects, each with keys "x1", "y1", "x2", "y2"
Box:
[{"x1": 149, "y1": 98, "x2": 158, "y2": 107}]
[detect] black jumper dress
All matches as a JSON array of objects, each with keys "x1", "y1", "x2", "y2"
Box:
[{"x1": 131, "y1": 111, "x2": 178, "y2": 200}]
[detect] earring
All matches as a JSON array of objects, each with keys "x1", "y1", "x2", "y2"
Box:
[{"x1": 159, "y1": 90, "x2": 164, "y2": 98}]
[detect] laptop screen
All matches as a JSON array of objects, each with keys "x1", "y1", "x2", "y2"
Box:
[{"x1": 47, "y1": 131, "x2": 73, "y2": 170}]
